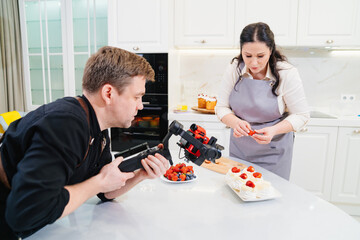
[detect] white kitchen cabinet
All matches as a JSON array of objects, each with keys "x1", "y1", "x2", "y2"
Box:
[
  {"x1": 174, "y1": 0, "x2": 297, "y2": 48},
  {"x1": 297, "y1": 0, "x2": 360, "y2": 47},
  {"x1": 174, "y1": 0, "x2": 360, "y2": 48},
  {"x1": 174, "y1": 0, "x2": 235, "y2": 48},
  {"x1": 234, "y1": 0, "x2": 298, "y2": 47},
  {"x1": 108, "y1": 0, "x2": 168, "y2": 53},
  {"x1": 331, "y1": 127, "x2": 360, "y2": 204},
  {"x1": 290, "y1": 126, "x2": 338, "y2": 201}
]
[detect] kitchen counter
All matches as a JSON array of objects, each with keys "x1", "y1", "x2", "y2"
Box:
[
  {"x1": 169, "y1": 110, "x2": 360, "y2": 127},
  {"x1": 28, "y1": 154, "x2": 360, "y2": 240}
]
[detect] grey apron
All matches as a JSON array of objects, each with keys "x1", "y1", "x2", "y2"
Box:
[{"x1": 229, "y1": 74, "x2": 294, "y2": 180}]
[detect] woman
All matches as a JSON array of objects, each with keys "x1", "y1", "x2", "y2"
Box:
[{"x1": 216, "y1": 22, "x2": 309, "y2": 180}]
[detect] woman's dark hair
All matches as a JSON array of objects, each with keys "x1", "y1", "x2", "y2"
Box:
[{"x1": 232, "y1": 22, "x2": 287, "y2": 96}]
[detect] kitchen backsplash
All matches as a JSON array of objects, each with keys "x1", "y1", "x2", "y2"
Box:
[{"x1": 168, "y1": 48, "x2": 360, "y2": 116}]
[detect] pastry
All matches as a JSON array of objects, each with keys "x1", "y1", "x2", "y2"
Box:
[
  {"x1": 197, "y1": 94, "x2": 206, "y2": 108},
  {"x1": 206, "y1": 97, "x2": 217, "y2": 110}
]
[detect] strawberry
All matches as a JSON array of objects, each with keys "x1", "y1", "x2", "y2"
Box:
[
  {"x1": 231, "y1": 167, "x2": 240, "y2": 173},
  {"x1": 246, "y1": 180, "x2": 255, "y2": 188},
  {"x1": 181, "y1": 167, "x2": 188, "y2": 174},
  {"x1": 171, "y1": 175, "x2": 178, "y2": 181},
  {"x1": 240, "y1": 173, "x2": 247, "y2": 179},
  {"x1": 247, "y1": 166, "x2": 255, "y2": 172},
  {"x1": 179, "y1": 174, "x2": 186, "y2": 181},
  {"x1": 253, "y1": 172, "x2": 262, "y2": 178},
  {"x1": 248, "y1": 130, "x2": 256, "y2": 136}
]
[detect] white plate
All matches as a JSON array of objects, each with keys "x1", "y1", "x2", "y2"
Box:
[
  {"x1": 160, "y1": 174, "x2": 198, "y2": 183},
  {"x1": 227, "y1": 182, "x2": 281, "y2": 202}
]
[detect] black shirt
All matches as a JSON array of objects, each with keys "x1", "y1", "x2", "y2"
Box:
[{"x1": 0, "y1": 95, "x2": 112, "y2": 239}]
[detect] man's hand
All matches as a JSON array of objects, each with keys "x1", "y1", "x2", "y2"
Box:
[
  {"x1": 103, "y1": 153, "x2": 169, "y2": 200},
  {"x1": 139, "y1": 153, "x2": 169, "y2": 179},
  {"x1": 98, "y1": 157, "x2": 135, "y2": 193}
]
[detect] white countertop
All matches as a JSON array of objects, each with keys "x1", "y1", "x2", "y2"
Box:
[
  {"x1": 169, "y1": 110, "x2": 360, "y2": 127},
  {"x1": 28, "y1": 154, "x2": 360, "y2": 240}
]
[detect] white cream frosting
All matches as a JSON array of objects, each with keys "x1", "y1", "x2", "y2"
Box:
[{"x1": 226, "y1": 167, "x2": 274, "y2": 200}]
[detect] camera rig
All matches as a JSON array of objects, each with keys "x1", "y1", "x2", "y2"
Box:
[{"x1": 115, "y1": 120, "x2": 224, "y2": 172}]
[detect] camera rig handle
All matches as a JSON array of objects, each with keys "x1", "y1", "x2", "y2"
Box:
[{"x1": 116, "y1": 120, "x2": 223, "y2": 172}]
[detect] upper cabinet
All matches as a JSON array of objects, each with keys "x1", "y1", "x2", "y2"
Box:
[
  {"x1": 297, "y1": 0, "x2": 360, "y2": 47},
  {"x1": 174, "y1": 0, "x2": 298, "y2": 48},
  {"x1": 235, "y1": 0, "x2": 298, "y2": 47},
  {"x1": 174, "y1": 0, "x2": 235, "y2": 48},
  {"x1": 108, "y1": 0, "x2": 168, "y2": 53},
  {"x1": 173, "y1": 0, "x2": 360, "y2": 48}
]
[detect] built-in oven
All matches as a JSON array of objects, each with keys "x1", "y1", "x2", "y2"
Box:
[{"x1": 110, "y1": 53, "x2": 168, "y2": 154}]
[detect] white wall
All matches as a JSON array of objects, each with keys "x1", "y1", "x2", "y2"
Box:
[{"x1": 168, "y1": 48, "x2": 360, "y2": 116}]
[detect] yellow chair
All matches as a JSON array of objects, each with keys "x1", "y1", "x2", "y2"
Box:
[{"x1": 0, "y1": 111, "x2": 26, "y2": 134}]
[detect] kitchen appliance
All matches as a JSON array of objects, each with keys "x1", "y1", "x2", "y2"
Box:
[{"x1": 110, "y1": 53, "x2": 168, "y2": 153}]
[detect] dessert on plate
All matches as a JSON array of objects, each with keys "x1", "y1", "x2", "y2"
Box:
[{"x1": 225, "y1": 165, "x2": 274, "y2": 200}]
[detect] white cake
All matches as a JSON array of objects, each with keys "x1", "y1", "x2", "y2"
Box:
[
  {"x1": 226, "y1": 166, "x2": 274, "y2": 200},
  {"x1": 240, "y1": 183, "x2": 257, "y2": 200}
]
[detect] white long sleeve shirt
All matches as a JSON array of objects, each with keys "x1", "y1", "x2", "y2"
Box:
[{"x1": 216, "y1": 60, "x2": 310, "y2": 132}]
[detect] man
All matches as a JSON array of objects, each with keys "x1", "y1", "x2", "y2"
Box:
[{"x1": 0, "y1": 46, "x2": 169, "y2": 239}]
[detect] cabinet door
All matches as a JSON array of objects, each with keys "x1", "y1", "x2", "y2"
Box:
[
  {"x1": 297, "y1": 0, "x2": 360, "y2": 46},
  {"x1": 174, "y1": 0, "x2": 235, "y2": 48},
  {"x1": 235, "y1": 0, "x2": 298, "y2": 47},
  {"x1": 331, "y1": 127, "x2": 360, "y2": 204},
  {"x1": 290, "y1": 126, "x2": 338, "y2": 200},
  {"x1": 108, "y1": 0, "x2": 168, "y2": 53}
]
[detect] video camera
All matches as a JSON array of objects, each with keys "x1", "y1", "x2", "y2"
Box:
[{"x1": 115, "y1": 120, "x2": 224, "y2": 172}]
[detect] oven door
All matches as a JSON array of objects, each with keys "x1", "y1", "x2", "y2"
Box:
[{"x1": 110, "y1": 104, "x2": 168, "y2": 153}]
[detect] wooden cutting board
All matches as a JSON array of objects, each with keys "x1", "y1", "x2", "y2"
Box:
[
  {"x1": 200, "y1": 157, "x2": 246, "y2": 174},
  {"x1": 191, "y1": 106, "x2": 215, "y2": 114}
]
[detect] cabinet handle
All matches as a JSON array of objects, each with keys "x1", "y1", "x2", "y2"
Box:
[
  {"x1": 354, "y1": 129, "x2": 360, "y2": 134},
  {"x1": 195, "y1": 40, "x2": 207, "y2": 44},
  {"x1": 300, "y1": 128, "x2": 308, "y2": 132},
  {"x1": 133, "y1": 46, "x2": 139, "y2": 51},
  {"x1": 326, "y1": 39, "x2": 334, "y2": 44}
]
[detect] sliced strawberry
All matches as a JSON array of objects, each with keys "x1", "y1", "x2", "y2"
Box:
[
  {"x1": 231, "y1": 167, "x2": 240, "y2": 173},
  {"x1": 248, "y1": 130, "x2": 256, "y2": 136},
  {"x1": 240, "y1": 173, "x2": 247, "y2": 179},
  {"x1": 253, "y1": 172, "x2": 262, "y2": 178},
  {"x1": 246, "y1": 180, "x2": 255, "y2": 188},
  {"x1": 247, "y1": 166, "x2": 255, "y2": 172}
]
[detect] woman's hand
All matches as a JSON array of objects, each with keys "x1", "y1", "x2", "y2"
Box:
[
  {"x1": 251, "y1": 127, "x2": 276, "y2": 144},
  {"x1": 138, "y1": 153, "x2": 169, "y2": 180},
  {"x1": 233, "y1": 119, "x2": 252, "y2": 138}
]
